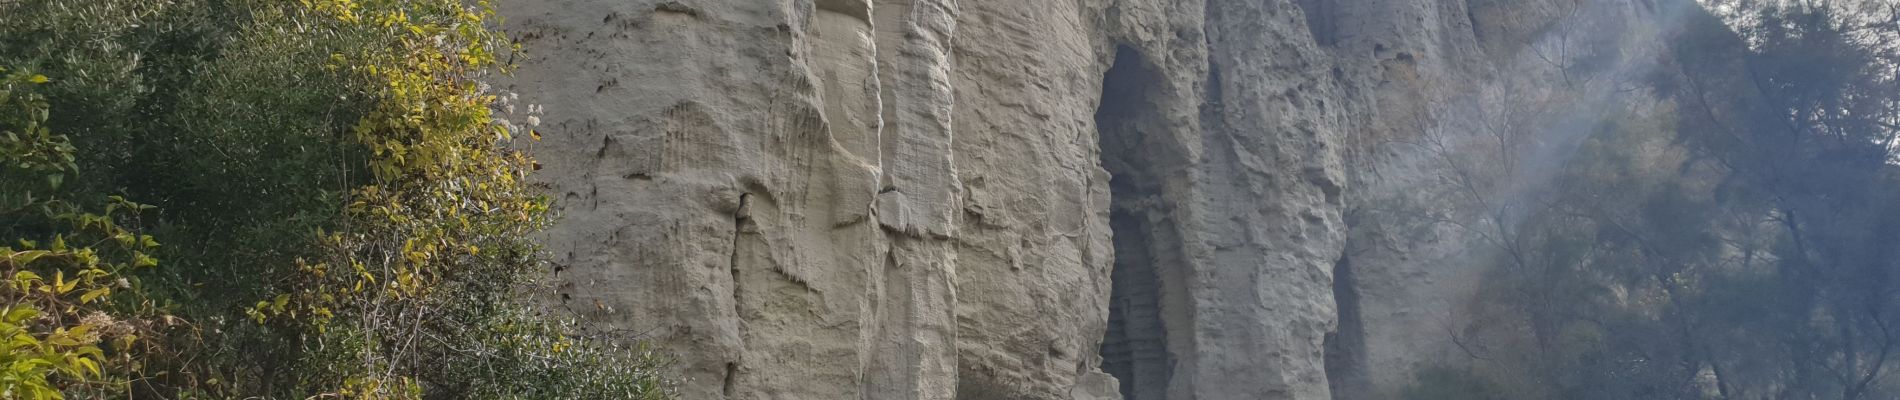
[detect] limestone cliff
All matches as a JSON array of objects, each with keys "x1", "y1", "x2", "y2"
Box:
[{"x1": 493, "y1": 0, "x2": 1724, "y2": 399}]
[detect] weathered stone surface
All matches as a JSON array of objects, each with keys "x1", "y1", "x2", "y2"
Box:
[
  {"x1": 494, "y1": 0, "x2": 1730, "y2": 398},
  {"x1": 498, "y1": 0, "x2": 1353, "y2": 398}
]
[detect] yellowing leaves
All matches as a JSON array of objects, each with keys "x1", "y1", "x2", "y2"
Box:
[
  {"x1": 207, "y1": 0, "x2": 670, "y2": 397},
  {"x1": 0, "y1": 67, "x2": 168, "y2": 396},
  {"x1": 132, "y1": 252, "x2": 157, "y2": 268},
  {"x1": 78, "y1": 288, "x2": 109, "y2": 304},
  {"x1": 12, "y1": 270, "x2": 44, "y2": 290},
  {"x1": 54, "y1": 270, "x2": 76, "y2": 294}
]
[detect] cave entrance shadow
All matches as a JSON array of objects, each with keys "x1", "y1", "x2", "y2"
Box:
[{"x1": 1096, "y1": 45, "x2": 1185, "y2": 400}]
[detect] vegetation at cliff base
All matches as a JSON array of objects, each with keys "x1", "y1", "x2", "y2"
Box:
[{"x1": 0, "y1": 0, "x2": 672, "y2": 398}]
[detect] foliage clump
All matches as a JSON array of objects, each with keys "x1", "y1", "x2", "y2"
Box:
[
  {"x1": 1, "y1": 66, "x2": 173, "y2": 400},
  {"x1": 0, "y1": 0, "x2": 674, "y2": 398}
]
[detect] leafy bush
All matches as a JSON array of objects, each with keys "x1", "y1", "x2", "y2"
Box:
[
  {"x1": 0, "y1": 66, "x2": 165, "y2": 400},
  {"x1": 0, "y1": 1, "x2": 674, "y2": 398}
]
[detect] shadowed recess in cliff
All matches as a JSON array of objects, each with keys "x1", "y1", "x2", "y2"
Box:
[
  {"x1": 1296, "y1": 0, "x2": 1337, "y2": 47},
  {"x1": 1324, "y1": 254, "x2": 1369, "y2": 399},
  {"x1": 1097, "y1": 45, "x2": 1182, "y2": 400}
]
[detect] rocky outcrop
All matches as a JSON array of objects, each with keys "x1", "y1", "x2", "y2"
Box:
[
  {"x1": 496, "y1": 0, "x2": 1737, "y2": 398},
  {"x1": 499, "y1": 0, "x2": 1352, "y2": 398}
]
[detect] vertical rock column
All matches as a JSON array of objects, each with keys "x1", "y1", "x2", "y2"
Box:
[
  {"x1": 1183, "y1": 0, "x2": 1352, "y2": 398},
  {"x1": 867, "y1": 0, "x2": 962, "y2": 398},
  {"x1": 942, "y1": 0, "x2": 1128, "y2": 398},
  {"x1": 495, "y1": 2, "x2": 783, "y2": 398},
  {"x1": 497, "y1": 0, "x2": 962, "y2": 398}
]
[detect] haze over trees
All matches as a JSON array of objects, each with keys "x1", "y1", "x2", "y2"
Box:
[{"x1": 1400, "y1": 1, "x2": 1900, "y2": 399}]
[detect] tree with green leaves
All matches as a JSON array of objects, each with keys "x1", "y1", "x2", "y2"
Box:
[{"x1": 0, "y1": 1, "x2": 674, "y2": 398}]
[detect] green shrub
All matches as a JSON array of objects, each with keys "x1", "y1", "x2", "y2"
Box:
[
  {"x1": 0, "y1": 1, "x2": 674, "y2": 398},
  {"x1": 0, "y1": 65, "x2": 170, "y2": 400}
]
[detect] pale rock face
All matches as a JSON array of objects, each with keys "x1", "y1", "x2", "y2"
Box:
[
  {"x1": 492, "y1": 0, "x2": 1695, "y2": 398},
  {"x1": 496, "y1": 0, "x2": 1343, "y2": 396}
]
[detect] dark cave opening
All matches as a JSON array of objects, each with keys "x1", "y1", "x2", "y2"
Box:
[
  {"x1": 1297, "y1": 0, "x2": 1338, "y2": 47},
  {"x1": 1324, "y1": 254, "x2": 1369, "y2": 399},
  {"x1": 1097, "y1": 45, "x2": 1177, "y2": 400}
]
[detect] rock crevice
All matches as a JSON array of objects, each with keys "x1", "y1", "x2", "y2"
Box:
[{"x1": 1096, "y1": 45, "x2": 1184, "y2": 400}]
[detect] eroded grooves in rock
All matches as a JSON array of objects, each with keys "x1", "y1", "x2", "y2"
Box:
[
  {"x1": 501, "y1": 0, "x2": 1354, "y2": 398},
  {"x1": 1097, "y1": 46, "x2": 1180, "y2": 400}
]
